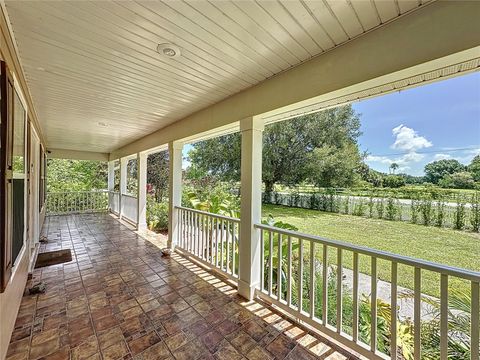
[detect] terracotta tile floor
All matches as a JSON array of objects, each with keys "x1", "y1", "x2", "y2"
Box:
[{"x1": 6, "y1": 213, "x2": 359, "y2": 360}]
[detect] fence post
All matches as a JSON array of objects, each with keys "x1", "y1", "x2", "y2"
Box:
[
  {"x1": 137, "y1": 152, "x2": 147, "y2": 230},
  {"x1": 119, "y1": 157, "x2": 127, "y2": 220},
  {"x1": 168, "y1": 141, "x2": 183, "y2": 249},
  {"x1": 239, "y1": 116, "x2": 264, "y2": 300}
]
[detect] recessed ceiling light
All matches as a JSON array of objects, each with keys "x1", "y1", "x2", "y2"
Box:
[{"x1": 157, "y1": 43, "x2": 181, "y2": 59}]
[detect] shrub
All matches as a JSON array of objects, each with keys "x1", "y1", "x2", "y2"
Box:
[
  {"x1": 367, "y1": 196, "x2": 375, "y2": 218},
  {"x1": 454, "y1": 200, "x2": 466, "y2": 230},
  {"x1": 410, "y1": 198, "x2": 420, "y2": 224},
  {"x1": 353, "y1": 200, "x2": 366, "y2": 216},
  {"x1": 146, "y1": 197, "x2": 169, "y2": 232},
  {"x1": 435, "y1": 201, "x2": 446, "y2": 227},
  {"x1": 419, "y1": 197, "x2": 433, "y2": 226},
  {"x1": 343, "y1": 196, "x2": 350, "y2": 214},
  {"x1": 470, "y1": 192, "x2": 480, "y2": 232},
  {"x1": 376, "y1": 198, "x2": 385, "y2": 219},
  {"x1": 439, "y1": 171, "x2": 475, "y2": 189},
  {"x1": 385, "y1": 197, "x2": 398, "y2": 221},
  {"x1": 383, "y1": 175, "x2": 406, "y2": 188}
]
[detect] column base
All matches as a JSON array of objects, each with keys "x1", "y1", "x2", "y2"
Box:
[
  {"x1": 238, "y1": 279, "x2": 259, "y2": 301},
  {"x1": 137, "y1": 222, "x2": 148, "y2": 231}
]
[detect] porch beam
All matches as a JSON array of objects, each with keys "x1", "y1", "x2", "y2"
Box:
[
  {"x1": 119, "y1": 157, "x2": 127, "y2": 220},
  {"x1": 238, "y1": 116, "x2": 264, "y2": 300},
  {"x1": 168, "y1": 141, "x2": 183, "y2": 249},
  {"x1": 136, "y1": 152, "x2": 147, "y2": 230},
  {"x1": 48, "y1": 148, "x2": 108, "y2": 161},
  {"x1": 110, "y1": 1, "x2": 480, "y2": 160}
]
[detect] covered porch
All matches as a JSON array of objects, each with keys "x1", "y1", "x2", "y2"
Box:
[
  {"x1": 0, "y1": 1, "x2": 479, "y2": 360},
  {"x1": 6, "y1": 213, "x2": 354, "y2": 360}
]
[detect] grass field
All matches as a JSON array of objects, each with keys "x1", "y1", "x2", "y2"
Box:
[{"x1": 262, "y1": 204, "x2": 480, "y2": 297}]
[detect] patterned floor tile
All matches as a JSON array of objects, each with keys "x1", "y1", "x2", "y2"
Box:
[{"x1": 6, "y1": 214, "x2": 359, "y2": 360}]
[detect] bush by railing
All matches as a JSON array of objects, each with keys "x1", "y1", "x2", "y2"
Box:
[
  {"x1": 263, "y1": 190, "x2": 480, "y2": 231},
  {"x1": 257, "y1": 223, "x2": 480, "y2": 360},
  {"x1": 47, "y1": 190, "x2": 108, "y2": 215}
]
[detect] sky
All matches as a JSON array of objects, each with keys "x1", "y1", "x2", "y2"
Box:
[
  {"x1": 183, "y1": 72, "x2": 480, "y2": 175},
  {"x1": 354, "y1": 72, "x2": 480, "y2": 176}
]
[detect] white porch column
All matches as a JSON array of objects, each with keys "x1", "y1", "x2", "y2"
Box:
[
  {"x1": 119, "y1": 157, "x2": 127, "y2": 219},
  {"x1": 107, "y1": 161, "x2": 114, "y2": 211},
  {"x1": 238, "y1": 116, "x2": 264, "y2": 300},
  {"x1": 168, "y1": 141, "x2": 183, "y2": 249},
  {"x1": 136, "y1": 152, "x2": 148, "y2": 230}
]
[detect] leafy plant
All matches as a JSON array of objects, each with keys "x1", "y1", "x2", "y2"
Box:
[
  {"x1": 470, "y1": 192, "x2": 480, "y2": 232},
  {"x1": 386, "y1": 196, "x2": 398, "y2": 221},
  {"x1": 454, "y1": 199, "x2": 466, "y2": 230},
  {"x1": 420, "y1": 197, "x2": 433, "y2": 226},
  {"x1": 410, "y1": 198, "x2": 420, "y2": 224},
  {"x1": 435, "y1": 200, "x2": 445, "y2": 227},
  {"x1": 376, "y1": 198, "x2": 385, "y2": 219},
  {"x1": 262, "y1": 215, "x2": 299, "y2": 298},
  {"x1": 146, "y1": 196, "x2": 169, "y2": 232}
]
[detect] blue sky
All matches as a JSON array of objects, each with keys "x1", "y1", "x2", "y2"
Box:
[
  {"x1": 183, "y1": 72, "x2": 480, "y2": 175},
  {"x1": 354, "y1": 72, "x2": 480, "y2": 176}
]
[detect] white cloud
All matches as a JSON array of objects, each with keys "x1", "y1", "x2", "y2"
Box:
[
  {"x1": 366, "y1": 151, "x2": 424, "y2": 168},
  {"x1": 402, "y1": 152, "x2": 424, "y2": 162},
  {"x1": 434, "y1": 153, "x2": 452, "y2": 160},
  {"x1": 391, "y1": 125, "x2": 432, "y2": 152}
]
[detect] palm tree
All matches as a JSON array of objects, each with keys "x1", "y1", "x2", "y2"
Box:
[{"x1": 390, "y1": 162, "x2": 399, "y2": 174}]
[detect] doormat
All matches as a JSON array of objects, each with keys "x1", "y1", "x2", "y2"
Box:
[{"x1": 35, "y1": 249, "x2": 72, "y2": 269}]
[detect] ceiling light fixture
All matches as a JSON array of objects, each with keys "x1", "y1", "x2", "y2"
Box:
[{"x1": 157, "y1": 43, "x2": 181, "y2": 59}]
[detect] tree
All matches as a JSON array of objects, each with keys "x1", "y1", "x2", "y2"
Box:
[
  {"x1": 307, "y1": 143, "x2": 361, "y2": 188},
  {"x1": 147, "y1": 151, "x2": 169, "y2": 202},
  {"x1": 389, "y1": 162, "x2": 399, "y2": 174},
  {"x1": 187, "y1": 105, "x2": 362, "y2": 193},
  {"x1": 424, "y1": 159, "x2": 465, "y2": 184},
  {"x1": 439, "y1": 171, "x2": 475, "y2": 189},
  {"x1": 468, "y1": 154, "x2": 480, "y2": 182},
  {"x1": 47, "y1": 159, "x2": 107, "y2": 192},
  {"x1": 383, "y1": 175, "x2": 405, "y2": 188}
]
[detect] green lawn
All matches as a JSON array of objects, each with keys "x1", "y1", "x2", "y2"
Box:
[{"x1": 262, "y1": 204, "x2": 480, "y2": 297}]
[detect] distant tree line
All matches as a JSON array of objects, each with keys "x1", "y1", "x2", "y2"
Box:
[{"x1": 360, "y1": 156, "x2": 480, "y2": 189}]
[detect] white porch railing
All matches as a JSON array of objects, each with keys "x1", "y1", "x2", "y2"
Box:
[
  {"x1": 120, "y1": 193, "x2": 138, "y2": 224},
  {"x1": 176, "y1": 206, "x2": 240, "y2": 280},
  {"x1": 175, "y1": 206, "x2": 479, "y2": 360},
  {"x1": 255, "y1": 223, "x2": 480, "y2": 360},
  {"x1": 46, "y1": 190, "x2": 109, "y2": 215},
  {"x1": 108, "y1": 191, "x2": 120, "y2": 214}
]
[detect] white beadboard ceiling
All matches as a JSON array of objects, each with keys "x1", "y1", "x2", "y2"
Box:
[{"x1": 5, "y1": 0, "x2": 430, "y2": 153}]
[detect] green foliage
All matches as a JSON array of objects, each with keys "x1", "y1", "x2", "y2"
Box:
[
  {"x1": 419, "y1": 197, "x2": 433, "y2": 226},
  {"x1": 147, "y1": 151, "x2": 169, "y2": 202},
  {"x1": 383, "y1": 175, "x2": 405, "y2": 188},
  {"x1": 470, "y1": 192, "x2": 480, "y2": 232},
  {"x1": 146, "y1": 197, "x2": 169, "y2": 232},
  {"x1": 385, "y1": 196, "x2": 398, "y2": 221},
  {"x1": 439, "y1": 171, "x2": 476, "y2": 189},
  {"x1": 307, "y1": 143, "x2": 362, "y2": 188},
  {"x1": 352, "y1": 199, "x2": 366, "y2": 216},
  {"x1": 424, "y1": 159, "x2": 465, "y2": 184},
  {"x1": 468, "y1": 154, "x2": 480, "y2": 182},
  {"x1": 410, "y1": 198, "x2": 420, "y2": 224},
  {"x1": 435, "y1": 201, "x2": 445, "y2": 227},
  {"x1": 454, "y1": 199, "x2": 466, "y2": 230},
  {"x1": 183, "y1": 180, "x2": 240, "y2": 218},
  {"x1": 187, "y1": 105, "x2": 363, "y2": 194},
  {"x1": 376, "y1": 198, "x2": 385, "y2": 219},
  {"x1": 47, "y1": 159, "x2": 107, "y2": 192}
]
